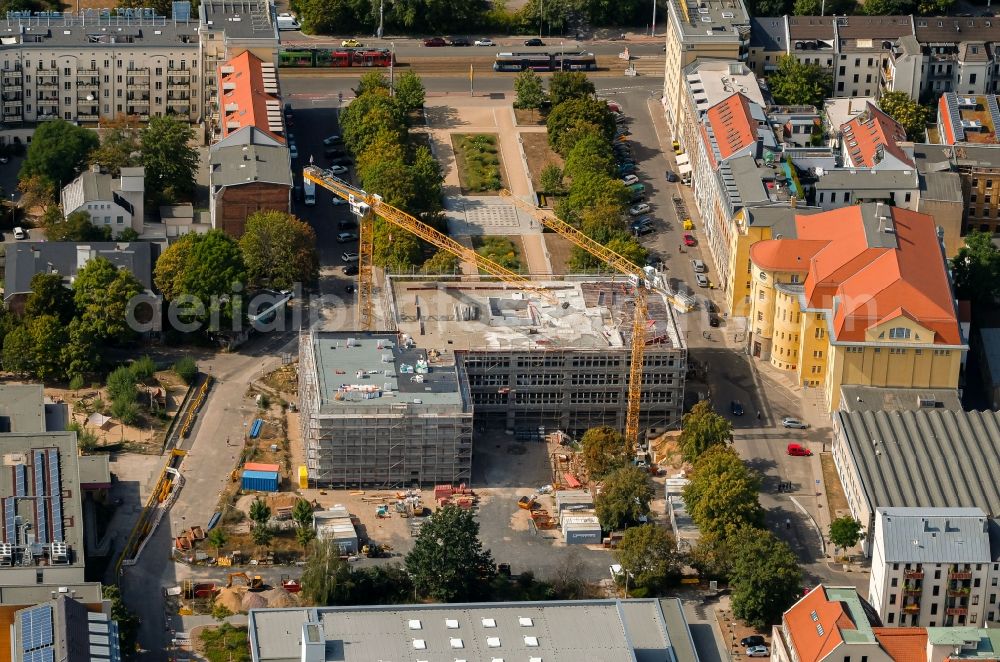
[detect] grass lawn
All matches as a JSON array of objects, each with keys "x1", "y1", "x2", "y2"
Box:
[
  {"x1": 521, "y1": 132, "x2": 564, "y2": 197},
  {"x1": 473, "y1": 235, "x2": 524, "y2": 272},
  {"x1": 451, "y1": 133, "x2": 506, "y2": 194}
]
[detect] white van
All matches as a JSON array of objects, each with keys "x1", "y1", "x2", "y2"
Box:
[
  {"x1": 303, "y1": 179, "x2": 316, "y2": 206},
  {"x1": 276, "y1": 13, "x2": 300, "y2": 30}
]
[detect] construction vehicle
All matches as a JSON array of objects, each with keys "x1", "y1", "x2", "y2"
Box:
[
  {"x1": 226, "y1": 572, "x2": 264, "y2": 590},
  {"x1": 281, "y1": 575, "x2": 302, "y2": 593},
  {"x1": 517, "y1": 495, "x2": 537, "y2": 510},
  {"x1": 362, "y1": 543, "x2": 386, "y2": 558},
  {"x1": 303, "y1": 166, "x2": 560, "y2": 331}
]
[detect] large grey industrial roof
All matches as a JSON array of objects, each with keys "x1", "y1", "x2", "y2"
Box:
[
  {"x1": 834, "y1": 409, "x2": 1000, "y2": 517},
  {"x1": 0, "y1": 384, "x2": 45, "y2": 433},
  {"x1": 876, "y1": 507, "x2": 992, "y2": 563},
  {"x1": 248, "y1": 599, "x2": 689, "y2": 662},
  {"x1": 839, "y1": 386, "x2": 962, "y2": 413}
]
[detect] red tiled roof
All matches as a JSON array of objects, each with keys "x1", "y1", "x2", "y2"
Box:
[
  {"x1": 705, "y1": 93, "x2": 758, "y2": 162},
  {"x1": 784, "y1": 587, "x2": 849, "y2": 662},
  {"x1": 218, "y1": 51, "x2": 284, "y2": 143},
  {"x1": 749, "y1": 206, "x2": 961, "y2": 346},
  {"x1": 872, "y1": 628, "x2": 927, "y2": 662},
  {"x1": 842, "y1": 102, "x2": 913, "y2": 167}
]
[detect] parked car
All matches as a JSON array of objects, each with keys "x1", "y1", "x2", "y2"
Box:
[
  {"x1": 787, "y1": 443, "x2": 812, "y2": 457},
  {"x1": 329, "y1": 156, "x2": 353, "y2": 166},
  {"x1": 524, "y1": 38, "x2": 545, "y2": 46},
  {"x1": 695, "y1": 273, "x2": 709, "y2": 288},
  {"x1": 289, "y1": 143, "x2": 299, "y2": 159},
  {"x1": 730, "y1": 400, "x2": 744, "y2": 416},
  {"x1": 781, "y1": 417, "x2": 809, "y2": 429},
  {"x1": 691, "y1": 258, "x2": 706, "y2": 273},
  {"x1": 709, "y1": 314, "x2": 720, "y2": 327},
  {"x1": 342, "y1": 264, "x2": 359, "y2": 276},
  {"x1": 331, "y1": 197, "x2": 347, "y2": 205},
  {"x1": 342, "y1": 251, "x2": 359, "y2": 261},
  {"x1": 747, "y1": 646, "x2": 769, "y2": 658},
  {"x1": 632, "y1": 225, "x2": 654, "y2": 237},
  {"x1": 13, "y1": 226, "x2": 26, "y2": 240},
  {"x1": 424, "y1": 37, "x2": 448, "y2": 47},
  {"x1": 475, "y1": 37, "x2": 495, "y2": 46},
  {"x1": 683, "y1": 233, "x2": 696, "y2": 246},
  {"x1": 665, "y1": 170, "x2": 678, "y2": 182},
  {"x1": 618, "y1": 163, "x2": 636, "y2": 175},
  {"x1": 283, "y1": 102, "x2": 293, "y2": 119},
  {"x1": 342, "y1": 38, "x2": 363, "y2": 47},
  {"x1": 322, "y1": 134, "x2": 341, "y2": 146},
  {"x1": 629, "y1": 203, "x2": 651, "y2": 216},
  {"x1": 450, "y1": 37, "x2": 471, "y2": 46},
  {"x1": 329, "y1": 165, "x2": 349, "y2": 175},
  {"x1": 345, "y1": 284, "x2": 356, "y2": 293},
  {"x1": 337, "y1": 232, "x2": 359, "y2": 243},
  {"x1": 338, "y1": 220, "x2": 355, "y2": 230},
  {"x1": 621, "y1": 174, "x2": 639, "y2": 186},
  {"x1": 632, "y1": 216, "x2": 653, "y2": 227}
]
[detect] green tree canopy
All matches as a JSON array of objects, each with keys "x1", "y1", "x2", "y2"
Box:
[
  {"x1": 683, "y1": 445, "x2": 764, "y2": 538},
  {"x1": 73, "y1": 256, "x2": 143, "y2": 344},
  {"x1": 19, "y1": 119, "x2": 99, "y2": 190},
  {"x1": 730, "y1": 530, "x2": 803, "y2": 628},
  {"x1": 90, "y1": 115, "x2": 141, "y2": 176},
  {"x1": 25, "y1": 273, "x2": 76, "y2": 325},
  {"x1": 679, "y1": 400, "x2": 733, "y2": 463},
  {"x1": 297, "y1": 0, "x2": 369, "y2": 35},
  {"x1": 581, "y1": 426, "x2": 628, "y2": 480},
  {"x1": 547, "y1": 98, "x2": 615, "y2": 156},
  {"x1": 357, "y1": 70, "x2": 391, "y2": 96},
  {"x1": 249, "y1": 498, "x2": 271, "y2": 527},
  {"x1": 17, "y1": 174, "x2": 57, "y2": 214},
  {"x1": 877, "y1": 92, "x2": 930, "y2": 140},
  {"x1": 292, "y1": 499, "x2": 314, "y2": 530},
  {"x1": 18, "y1": 315, "x2": 69, "y2": 381},
  {"x1": 393, "y1": 71, "x2": 425, "y2": 113},
  {"x1": 829, "y1": 516, "x2": 865, "y2": 552},
  {"x1": 422, "y1": 249, "x2": 460, "y2": 274},
  {"x1": 405, "y1": 505, "x2": 495, "y2": 602},
  {"x1": 299, "y1": 539, "x2": 350, "y2": 604},
  {"x1": 340, "y1": 91, "x2": 406, "y2": 155},
  {"x1": 614, "y1": 525, "x2": 683, "y2": 593},
  {"x1": 43, "y1": 210, "x2": 112, "y2": 242},
  {"x1": 595, "y1": 466, "x2": 654, "y2": 531},
  {"x1": 409, "y1": 145, "x2": 444, "y2": 214},
  {"x1": 560, "y1": 171, "x2": 629, "y2": 223},
  {"x1": 1, "y1": 324, "x2": 33, "y2": 376},
  {"x1": 688, "y1": 528, "x2": 742, "y2": 580},
  {"x1": 539, "y1": 165, "x2": 564, "y2": 196},
  {"x1": 951, "y1": 230, "x2": 1000, "y2": 311},
  {"x1": 140, "y1": 115, "x2": 198, "y2": 204},
  {"x1": 153, "y1": 230, "x2": 247, "y2": 327},
  {"x1": 563, "y1": 134, "x2": 616, "y2": 182},
  {"x1": 549, "y1": 72, "x2": 596, "y2": 107},
  {"x1": 239, "y1": 210, "x2": 319, "y2": 290},
  {"x1": 769, "y1": 56, "x2": 833, "y2": 108},
  {"x1": 514, "y1": 70, "x2": 547, "y2": 110}
]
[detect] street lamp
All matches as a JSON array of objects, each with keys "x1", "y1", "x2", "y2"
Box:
[
  {"x1": 539, "y1": 0, "x2": 543, "y2": 39},
  {"x1": 389, "y1": 42, "x2": 395, "y2": 93},
  {"x1": 9, "y1": 193, "x2": 14, "y2": 226}
]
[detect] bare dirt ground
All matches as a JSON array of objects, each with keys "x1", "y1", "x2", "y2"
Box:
[
  {"x1": 521, "y1": 132, "x2": 564, "y2": 192},
  {"x1": 820, "y1": 452, "x2": 850, "y2": 519},
  {"x1": 513, "y1": 108, "x2": 547, "y2": 126},
  {"x1": 544, "y1": 234, "x2": 575, "y2": 273}
]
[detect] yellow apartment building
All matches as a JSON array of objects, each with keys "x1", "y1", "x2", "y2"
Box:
[{"x1": 742, "y1": 203, "x2": 965, "y2": 411}]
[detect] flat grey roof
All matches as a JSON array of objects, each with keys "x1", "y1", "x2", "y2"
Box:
[
  {"x1": 816, "y1": 168, "x2": 918, "y2": 191},
  {"x1": 834, "y1": 409, "x2": 1000, "y2": 517},
  {"x1": 0, "y1": 384, "x2": 45, "y2": 433},
  {"x1": 668, "y1": 0, "x2": 749, "y2": 39},
  {"x1": 839, "y1": 386, "x2": 962, "y2": 413},
  {"x1": 876, "y1": 507, "x2": 991, "y2": 563},
  {"x1": 659, "y1": 598, "x2": 700, "y2": 662},
  {"x1": 920, "y1": 171, "x2": 963, "y2": 202},
  {"x1": 0, "y1": 583, "x2": 102, "y2": 606},
  {"x1": 310, "y1": 332, "x2": 466, "y2": 410},
  {"x1": 4, "y1": 241, "x2": 156, "y2": 298},
  {"x1": 200, "y1": 0, "x2": 276, "y2": 40},
  {"x1": 0, "y1": 11, "x2": 199, "y2": 49},
  {"x1": 249, "y1": 599, "x2": 686, "y2": 662},
  {"x1": 210, "y1": 143, "x2": 292, "y2": 188}
]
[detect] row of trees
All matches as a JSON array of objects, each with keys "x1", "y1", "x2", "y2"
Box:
[
  {"x1": 339, "y1": 71, "x2": 457, "y2": 273},
  {"x1": 515, "y1": 71, "x2": 647, "y2": 270},
  {"x1": 293, "y1": 0, "x2": 657, "y2": 38},
  {"x1": 19, "y1": 115, "x2": 199, "y2": 212}
]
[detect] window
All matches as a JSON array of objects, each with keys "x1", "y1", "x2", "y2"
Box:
[
  {"x1": 892, "y1": 578, "x2": 899, "y2": 587},
  {"x1": 813, "y1": 350, "x2": 823, "y2": 359},
  {"x1": 931, "y1": 603, "x2": 939, "y2": 614},
  {"x1": 888, "y1": 328, "x2": 910, "y2": 339},
  {"x1": 759, "y1": 290, "x2": 765, "y2": 300},
  {"x1": 888, "y1": 613, "x2": 895, "y2": 624},
  {"x1": 839, "y1": 66, "x2": 846, "y2": 75},
  {"x1": 933, "y1": 585, "x2": 940, "y2": 596},
  {"x1": 971, "y1": 73, "x2": 978, "y2": 84},
  {"x1": 815, "y1": 328, "x2": 825, "y2": 339},
  {"x1": 757, "y1": 312, "x2": 764, "y2": 321},
  {"x1": 890, "y1": 594, "x2": 897, "y2": 604}
]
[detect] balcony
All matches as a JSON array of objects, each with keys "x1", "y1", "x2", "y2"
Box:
[
  {"x1": 167, "y1": 79, "x2": 189, "y2": 88},
  {"x1": 947, "y1": 607, "x2": 968, "y2": 616},
  {"x1": 126, "y1": 68, "x2": 149, "y2": 76},
  {"x1": 76, "y1": 68, "x2": 98, "y2": 76},
  {"x1": 947, "y1": 588, "x2": 971, "y2": 598},
  {"x1": 903, "y1": 586, "x2": 922, "y2": 595},
  {"x1": 127, "y1": 80, "x2": 149, "y2": 89},
  {"x1": 76, "y1": 77, "x2": 99, "y2": 88},
  {"x1": 904, "y1": 570, "x2": 925, "y2": 580},
  {"x1": 167, "y1": 68, "x2": 191, "y2": 76},
  {"x1": 36, "y1": 82, "x2": 58, "y2": 91},
  {"x1": 127, "y1": 96, "x2": 149, "y2": 104},
  {"x1": 77, "y1": 113, "x2": 99, "y2": 122},
  {"x1": 902, "y1": 603, "x2": 921, "y2": 613},
  {"x1": 949, "y1": 571, "x2": 973, "y2": 581},
  {"x1": 3, "y1": 110, "x2": 22, "y2": 119},
  {"x1": 36, "y1": 98, "x2": 58, "y2": 107}
]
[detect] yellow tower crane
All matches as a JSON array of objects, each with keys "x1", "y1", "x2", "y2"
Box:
[
  {"x1": 302, "y1": 166, "x2": 560, "y2": 331},
  {"x1": 499, "y1": 189, "x2": 649, "y2": 449}
]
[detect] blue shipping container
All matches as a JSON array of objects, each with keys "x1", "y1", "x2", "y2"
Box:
[{"x1": 241, "y1": 469, "x2": 279, "y2": 492}]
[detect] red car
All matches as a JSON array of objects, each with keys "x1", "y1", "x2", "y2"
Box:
[
  {"x1": 424, "y1": 37, "x2": 447, "y2": 47},
  {"x1": 787, "y1": 443, "x2": 812, "y2": 457},
  {"x1": 683, "y1": 233, "x2": 696, "y2": 247}
]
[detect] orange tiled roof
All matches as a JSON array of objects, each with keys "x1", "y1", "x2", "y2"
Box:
[
  {"x1": 873, "y1": 628, "x2": 927, "y2": 662},
  {"x1": 218, "y1": 51, "x2": 284, "y2": 143},
  {"x1": 749, "y1": 205, "x2": 961, "y2": 346},
  {"x1": 704, "y1": 93, "x2": 758, "y2": 162},
  {"x1": 784, "y1": 587, "x2": 850, "y2": 662},
  {"x1": 939, "y1": 95, "x2": 958, "y2": 145},
  {"x1": 842, "y1": 102, "x2": 913, "y2": 167}
]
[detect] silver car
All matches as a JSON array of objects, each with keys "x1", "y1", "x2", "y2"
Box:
[
  {"x1": 746, "y1": 646, "x2": 769, "y2": 658},
  {"x1": 695, "y1": 273, "x2": 709, "y2": 288},
  {"x1": 629, "y1": 203, "x2": 651, "y2": 216},
  {"x1": 781, "y1": 417, "x2": 809, "y2": 429}
]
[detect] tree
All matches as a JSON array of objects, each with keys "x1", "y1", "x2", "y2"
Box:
[
  {"x1": 563, "y1": 134, "x2": 616, "y2": 181},
  {"x1": 207, "y1": 527, "x2": 227, "y2": 556},
  {"x1": 595, "y1": 466, "x2": 654, "y2": 531},
  {"x1": 559, "y1": 171, "x2": 629, "y2": 222},
  {"x1": 248, "y1": 498, "x2": 271, "y2": 528},
  {"x1": 394, "y1": 71, "x2": 425, "y2": 113},
  {"x1": 405, "y1": 505, "x2": 495, "y2": 602},
  {"x1": 356, "y1": 70, "x2": 391, "y2": 97},
  {"x1": 679, "y1": 400, "x2": 733, "y2": 463},
  {"x1": 292, "y1": 499, "x2": 314, "y2": 530},
  {"x1": 298, "y1": 0, "x2": 368, "y2": 35},
  {"x1": 23, "y1": 315, "x2": 69, "y2": 381},
  {"x1": 300, "y1": 540, "x2": 351, "y2": 605},
  {"x1": 539, "y1": 165, "x2": 564, "y2": 195},
  {"x1": 514, "y1": 70, "x2": 546, "y2": 111},
  {"x1": 829, "y1": 516, "x2": 864, "y2": 554},
  {"x1": 372, "y1": 218, "x2": 423, "y2": 271},
  {"x1": 793, "y1": 0, "x2": 857, "y2": 12},
  {"x1": 745, "y1": 0, "x2": 791, "y2": 14},
  {"x1": 861, "y1": 0, "x2": 915, "y2": 14},
  {"x1": 730, "y1": 530, "x2": 803, "y2": 628},
  {"x1": 25, "y1": 273, "x2": 75, "y2": 324},
  {"x1": 688, "y1": 528, "x2": 742, "y2": 580},
  {"x1": 173, "y1": 356, "x2": 198, "y2": 384},
  {"x1": 683, "y1": 446, "x2": 764, "y2": 538},
  {"x1": 769, "y1": 56, "x2": 833, "y2": 108},
  {"x1": 90, "y1": 115, "x2": 141, "y2": 176},
  {"x1": 43, "y1": 209, "x2": 111, "y2": 242},
  {"x1": 548, "y1": 71, "x2": 596, "y2": 107},
  {"x1": 339, "y1": 91, "x2": 406, "y2": 155},
  {"x1": 62, "y1": 319, "x2": 99, "y2": 381},
  {"x1": 73, "y1": 256, "x2": 143, "y2": 344},
  {"x1": 581, "y1": 425, "x2": 628, "y2": 480},
  {"x1": 17, "y1": 174, "x2": 56, "y2": 214},
  {"x1": 239, "y1": 210, "x2": 319, "y2": 290},
  {"x1": 877, "y1": 91, "x2": 930, "y2": 140},
  {"x1": 2, "y1": 324, "x2": 33, "y2": 375},
  {"x1": 951, "y1": 230, "x2": 1000, "y2": 311},
  {"x1": 140, "y1": 115, "x2": 198, "y2": 204},
  {"x1": 153, "y1": 230, "x2": 247, "y2": 327},
  {"x1": 410, "y1": 145, "x2": 444, "y2": 213},
  {"x1": 19, "y1": 118, "x2": 99, "y2": 190},
  {"x1": 547, "y1": 98, "x2": 615, "y2": 155},
  {"x1": 422, "y1": 250, "x2": 460, "y2": 274},
  {"x1": 614, "y1": 525, "x2": 682, "y2": 594},
  {"x1": 296, "y1": 526, "x2": 317, "y2": 549},
  {"x1": 568, "y1": 236, "x2": 647, "y2": 271},
  {"x1": 103, "y1": 585, "x2": 139, "y2": 655}
]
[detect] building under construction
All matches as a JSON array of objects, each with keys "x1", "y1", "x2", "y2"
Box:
[{"x1": 387, "y1": 275, "x2": 687, "y2": 439}]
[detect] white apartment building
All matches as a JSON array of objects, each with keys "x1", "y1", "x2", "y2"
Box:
[
  {"x1": 869, "y1": 507, "x2": 1000, "y2": 628},
  {"x1": 0, "y1": 0, "x2": 276, "y2": 137},
  {"x1": 60, "y1": 164, "x2": 144, "y2": 236}
]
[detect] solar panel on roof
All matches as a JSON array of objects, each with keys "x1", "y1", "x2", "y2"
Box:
[
  {"x1": 35, "y1": 498, "x2": 47, "y2": 544},
  {"x1": 33, "y1": 451, "x2": 45, "y2": 496},
  {"x1": 22, "y1": 604, "x2": 53, "y2": 652},
  {"x1": 47, "y1": 450, "x2": 62, "y2": 542},
  {"x1": 14, "y1": 465, "x2": 25, "y2": 497},
  {"x1": 4, "y1": 498, "x2": 15, "y2": 544}
]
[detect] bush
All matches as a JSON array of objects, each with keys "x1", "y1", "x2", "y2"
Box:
[
  {"x1": 69, "y1": 421, "x2": 99, "y2": 453},
  {"x1": 129, "y1": 355, "x2": 156, "y2": 383},
  {"x1": 110, "y1": 399, "x2": 140, "y2": 426},
  {"x1": 173, "y1": 356, "x2": 198, "y2": 384},
  {"x1": 105, "y1": 366, "x2": 137, "y2": 404},
  {"x1": 68, "y1": 374, "x2": 85, "y2": 391}
]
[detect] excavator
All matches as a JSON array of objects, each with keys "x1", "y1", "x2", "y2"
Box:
[{"x1": 226, "y1": 572, "x2": 264, "y2": 590}]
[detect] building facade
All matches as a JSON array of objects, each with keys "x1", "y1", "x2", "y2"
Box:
[
  {"x1": 743, "y1": 204, "x2": 964, "y2": 410},
  {"x1": 60, "y1": 165, "x2": 145, "y2": 236}
]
